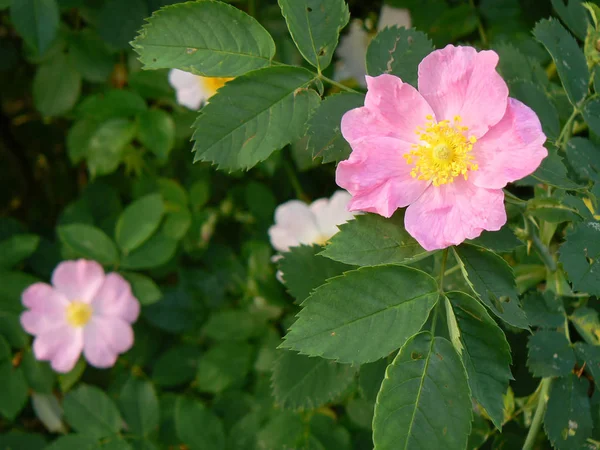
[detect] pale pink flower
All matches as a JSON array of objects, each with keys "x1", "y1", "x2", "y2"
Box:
[
  {"x1": 336, "y1": 45, "x2": 547, "y2": 251},
  {"x1": 269, "y1": 191, "x2": 357, "y2": 253},
  {"x1": 168, "y1": 69, "x2": 232, "y2": 110},
  {"x1": 20, "y1": 259, "x2": 140, "y2": 373}
]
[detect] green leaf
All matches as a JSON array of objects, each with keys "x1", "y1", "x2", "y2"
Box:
[
  {"x1": 453, "y1": 244, "x2": 528, "y2": 329},
  {"x1": 144, "y1": 288, "x2": 202, "y2": 334},
  {"x1": 373, "y1": 333, "x2": 472, "y2": 450},
  {"x1": 321, "y1": 212, "x2": 431, "y2": 267},
  {"x1": 192, "y1": 66, "x2": 321, "y2": 171},
  {"x1": 57, "y1": 223, "x2": 119, "y2": 265},
  {"x1": 33, "y1": 54, "x2": 82, "y2": 117},
  {"x1": 63, "y1": 385, "x2": 123, "y2": 438},
  {"x1": 162, "y1": 210, "x2": 191, "y2": 240},
  {"x1": 559, "y1": 222, "x2": 600, "y2": 296},
  {"x1": 527, "y1": 197, "x2": 583, "y2": 223},
  {"x1": 447, "y1": 291, "x2": 512, "y2": 430},
  {"x1": 86, "y1": 119, "x2": 137, "y2": 177},
  {"x1": 0, "y1": 234, "x2": 39, "y2": 268},
  {"x1": 468, "y1": 225, "x2": 522, "y2": 253},
  {"x1": 77, "y1": 90, "x2": 147, "y2": 122},
  {"x1": 0, "y1": 312, "x2": 28, "y2": 348},
  {"x1": 551, "y1": 0, "x2": 589, "y2": 40},
  {"x1": 256, "y1": 410, "x2": 304, "y2": 449},
  {"x1": 533, "y1": 18, "x2": 589, "y2": 105},
  {"x1": 132, "y1": 0, "x2": 276, "y2": 76},
  {"x1": 569, "y1": 307, "x2": 600, "y2": 345},
  {"x1": 508, "y1": 80, "x2": 560, "y2": 139},
  {"x1": 0, "y1": 363, "x2": 28, "y2": 421},
  {"x1": 152, "y1": 345, "x2": 200, "y2": 387},
  {"x1": 10, "y1": 0, "x2": 59, "y2": 54},
  {"x1": 527, "y1": 330, "x2": 575, "y2": 378},
  {"x1": 99, "y1": 0, "x2": 147, "y2": 49},
  {"x1": 366, "y1": 26, "x2": 433, "y2": 87},
  {"x1": 58, "y1": 359, "x2": 86, "y2": 393},
  {"x1": 574, "y1": 342, "x2": 600, "y2": 389},
  {"x1": 68, "y1": 29, "x2": 114, "y2": 83},
  {"x1": 45, "y1": 435, "x2": 98, "y2": 450},
  {"x1": 582, "y1": 97, "x2": 600, "y2": 136},
  {"x1": 21, "y1": 348, "x2": 54, "y2": 394},
  {"x1": 203, "y1": 310, "x2": 261, "y2": 341},
  {"x1": 358, "y1": 359, "x2": 387, "y2": 403},
  {"x1": 119, "y1": 378, "x2": 159, "y2": 437},
  {"x1": 0, "y1": 271, "x2": 39, "y2": 314},
  {"x1": 137, "y1": 110, "x2": 175, "y2": 160},
  {"x1": 116, "y1": 194, "x2": 165, "y2": 254},
  {"x1": 307, "y1": 92, "x2": 364, "y2": 163},
  {"x1": 521, "y1": 291, "x2": 566, "y2": 328},
  {"x1": 175, "y1": 397, "x2": 225, "y2": 450},
  {"x1": 544, "y1": 374, "x2": 593, "y2": 449},
  {"x1": 0, "y1": 432, "x2": 47, "y2": 450},
  {"x1": 271, "y1": 351, "x2": 358, "y2": 410},
  {"x1": 278, "y1": 0, "x2": 349, "y2": 72},
  {"x1": 120, "y1": 233, "x2": 177, "y2": 270},
  {"x1": 281, "y1": 265, "x2": 439, "y2": 364},
  {"x1": 495, "y1": 42, "x2": 549, "y2": 86},
  {"x1": 121, "y1": 272, "x2": 162, "y2": 306},
  {"x1": 196, "y1": 342, "x2": 252, "y2": 394},
  {"x1": 279, "y1": 244, "x2": 353, "y2": 304},
  {"x1": 532, "y1": 146, "x2": 584, "y2": 189},
  {"x1": 566, "y1": 137, "x2": 600, "y2": 180}
]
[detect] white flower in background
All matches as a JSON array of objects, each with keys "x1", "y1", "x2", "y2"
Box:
[
  {"x1": 168, "y1": 69, "x2": 233, "y2": 110},
  {"x1": 335, "y1": 4, "x2": 411, "y2": 87},
  {"x1": 269, "y1": 190, "x2": 357, "y2": 253}
]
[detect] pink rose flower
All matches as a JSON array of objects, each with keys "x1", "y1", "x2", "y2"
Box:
[
  {"x1": 20, "y1": 259, "x2": 140, "y2": 373},
  {"x1": 336, "y1": 45, "x2": 547, "y2": 251}
]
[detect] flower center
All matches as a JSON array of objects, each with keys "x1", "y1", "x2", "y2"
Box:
[
  {"x1": 199, "y1": 76, "x2": 233, "y2": 98},
  {"x1": 66, "y1": 301, "x2": 92, "y2": 327},
  {"x1": 404, "y1": 115, "x2": 478, "y2": 186},
  {"x1": 314, "y1": 234, "x2": 330, "y2": 246}
]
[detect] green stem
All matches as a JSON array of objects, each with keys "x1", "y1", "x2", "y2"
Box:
[
  {"x1": 318, "y1": 74, "x2": 361, "y2": 93},
  {"x1": 283, "y1": 158, "x2": 309, "y2": 202},
  {"x1": 443, "y1": 264, "x2": 461, "y2": 277},
  {"x1": 522, "y1": 378, "x2": 553, "y2": 450},
  {"x1": 556, "y1": 108, "x2": 580, "y2": 148},
  {"x1": 469, "y1": 0, "x2": 488, "y2": 47}
]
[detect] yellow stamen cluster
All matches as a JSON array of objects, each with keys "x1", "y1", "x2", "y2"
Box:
[
  {"x1": 201, "y1": 77, "x2": 234, "y2": 98},
  {"x1": 66, "y1": 301, "x2": 93, "y2": 327},
  {"x1": 404, "y1": 115, "x2": 478, "y2": 186}
]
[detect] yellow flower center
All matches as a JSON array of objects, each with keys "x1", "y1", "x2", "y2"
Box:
[
  {"x1": 404, "y1": 115, "x2": 479, "y2": 187},
  {"x1": 314, "y1": 234, "x2": 330, "y2": 246},
  {"x1": 199, "y1": 76, "x2": 233, "y2": 98},
  {"x1": 66, "y1": 301, "x2": 92, "y2": 327}
]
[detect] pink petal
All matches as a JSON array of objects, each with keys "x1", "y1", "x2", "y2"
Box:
[
  {"x1": 91, "y1": 273, "x2": 140, "y2": 323},
  {"x1": 470, "y1": 98, "x2": 548, "y2": 189},
  {"x1": 417, "y1": 45, "x2": 508, "y2": 138},
  {"x1": 405, "y1": 179, "x2": 507, "y2": 251},
  {"x1": 51, "y1": 260, "x2": 105, "y2": 303},
  {"x1": 20, "y1": 311, "x2": 66, "y2": 336},
  {"x1": 83, "y1": 317, "x2": 134, "y2": 368},
  {"x1": 341, "y1": 74, "x2": 434, "y2": 145},
  {"x1": 33, "y1": 326, "x2": 83, "y2": 373},
  {"x1": 21, "y1": 283, "x2": 69, "y2": 313},
  {"x1": 336, "y1": 136, "x2": 429, "y2": 217},
  {"x1": 268, "y1": 201, "x2": 322, "y2": 252}
]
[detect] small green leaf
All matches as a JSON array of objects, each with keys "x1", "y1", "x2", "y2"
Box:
[
  {"x1": 307, "y1": 92, "x2": 364, "y2": 164},
  {"x1": 366, "y1": 26, "x2": 433, "y2": 87},
  {"x1": 279, "y1": 244, "x2": 353, "y2": 304},
  {"x1": 120, "y1": 233, "x2": 177, "y2": 270},
  {"x1": 271, "y1": 351, "x2": 358, "y2": 410},
  {"x1": 86, "y1": 119, "x2": 137, "y2": 177},
  {"x1": 278, "y1": 0, "x2": 349, "y2": 72},
  {"x1": 532, "y1": 146, "x2": 584, "y2": 189},
  {"x1": 574, "y1": 342, "x2": 600, "y2": 389},
  {"x1": 0, "y1": 234, "x2": 39, "y2": 269},
  {"x1": 21, "y1": 348, "x2": 55, "y2": 394},
  {"x1": 144, "y1": 289, "x2": 202, "y2": 334},
  {"x1": 521, "y1": 291, "x2": 566, "y2": 328},
  {"x1": 527, "y1": 197, "x2": 583, "y2": 223},
  {"x1": 58, "y1": 359, "x2": 86, "y2": 393},
  {"x1": 196, "y1": 342, "x2": 252, "y2": 394},
  {"x1": 175, "y1": 397, "x2": 225, "y2": 450},
  {"x1": 321, "y1": 212, "x2": 431, "y2": 267},
  {"x1": 528, "y1": 329, "x2": 576, "y2": 376},
  {"x1": 551, "y1": 0, "x2": 589, "y2": 40},
  {"x1": 152, "y1": 345, "x2": 200, "y2": 388},
  {"x1": 508, "y1": 80, "x2": 560, "y2": 139},
  {"x1": 544, "y1": 375, "x2": 593, "y2": 450},
  {"x1": 45, "y1": 435, "x2": 98, "y2": 450},
  {"x1": 533, "y1": 18, "x2": 589, "y2": 105},
  {"x1": 68, "y1": 29, "x2": 115, "y2": 83},
  {"x1": 256, "y1": 410, "x2": 304, "y2": 449},
  {"x1": 99, "y1": 0, "x2": 147, "y2": 50},
  {"x1": 119, "y1": 378, "x2": 159, "y2": 437},
  {"x1": 33, "y1": 54, "x2": 82, "y2": 117},
  {"x1": 0, "y1": 362, "x2": 28, "y2": 421},
  {"x1": 569, "y1": 307, "x2": 600, "y2": 345},
  {"x1": 447, "y1": 291, "x2": 512, "y2": 430},
  {"x1": 203, "y1": 310, "x2": 261, "y2": 341},
  {"x1": 57, "y1": 223, "x2": 119, "y2": 265},
  {"x1": 10, "y1": 0, "x2": 59, "y2": 54},
  {"x1": 373, "y1": 333, "x2": 472, "y2": 450},
  {"x1": 77, "y1": 90, "x2": 147, "y2": 122},
  {"x1": 116, "y1": 194, "x2": 165, "y2": 254},
  {"x1": 0, "y1": 271, "x2": 39, "y2": 314},
  {"x1": 468, "y1": 225, "x2": 522, "y2": 253},
  {"x1": 132, "y1": 0, "x2": 276, "y2": 76},
  {"x1": 559, "y1": 222, "x2": 600, "y2": 296},
  {"x1": 453, "y1": 244, "x2": 528, "y2": 329},
  {"x1": 582, "y1": 97, "x2": 600, "y2": 135},
  {"x1": 192, "y1": 66, "x2": 321, "y2": 171},
  {"x1": 137, "y1": 110, "x2": 175, "y2": 160},
  {"x1": 282, "y1": 265, "x2": 439, "y2": 364},
  {"x1": 565, "y1": 137, "x2": 600, "y2": 180},
  {"x1": 121, "y1": 272, "x2": 162, "y2": 306},
  {"x1": 63, "y1": 385, "x2": 123, "y2": 438}
]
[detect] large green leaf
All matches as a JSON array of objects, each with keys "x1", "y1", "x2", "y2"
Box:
[
  {"x1": 366, "y1": 26, "x2": 433, "y2": 87},
  {"x1": 115, "y1": 194, "x2": 165, "y2": 254},
  {"x1": 132, "y1": 0, "x2": 276, "y2": 76},
  {"x1": 559, "y1": 221, "x2": 600, "y2": 296},
  {"x1": 175, "y1": 397, "x2": 225, "y2": 450},
  {"x1": 574, "y1": 343, "x2": 600, "y2": 389},
  {"x1": 0, "y1": 363, "x2": 28, "y2": 421},
  {"x1": 307, "y1": 92, "x2": 364, "y2": 164},
  {"x1": 63, "y1": 385, "x2": 123, "y2": 438},
  {"x1": 33, "y1": 54, "x2": 82, "y2": 117},
  {"x1": 527, "y1": 330, "x2": 575, "y2": 377},
  {"x1": 533, "y1": 18, "x2": 589, "y2": 106},
  {"x1": 278, "y1": 0, "x2": 349, "y2": 72},
  {"x1": 582, "y1": 97, "x2": 600, "y2": 136},
  {"x1": 0, "y1": 234, "x2": 39, "y2": 269},
  {"x1": 10, "y1": 0, "x2": 59, "y2": 54},
  {"x1": 551, "y1": 0, "x2": 589, "y2": 40},
  {"x1": 544, "y1": 375, "x2": 593, "y2": 449},
  {"x1": 565, "y1": 137, "x2": 600, "y2": 181},
  {"x1": 271, "y1": 351, "x2": 358, "y2": 410},
  {"x1": 531, "y1": 147, "x2": 584, "y2": 190},
  {"x1": 21, "y1": 348, "x2": 54, "y2": 394},
  {"x1": 192, "y1": 66, "x2": 321, "y2": 171},
  {"x1": 373, "y1": 333, "x2": 472, "y2": 450},
  {"x1": 57, "y1": 224, "x2": 119, "y2": 265},
  {"x1": 447, "y1": 291, "x2": 512, "y2": 430},
  {"x1": 321, "y1": 212, "x2": 431, "y2": 267},
  {"x1": 119, "y1": 378, "x2": 159, "y2": 437},
  {"x1": 281, "y1": 265, "x2": 438, "y2": 364},
  {"x1": 453, "y1": 244, "x2": 528, "y2": 329}
]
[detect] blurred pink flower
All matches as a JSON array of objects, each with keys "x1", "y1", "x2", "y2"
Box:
[
  {"x1": 20, "y1": 259, "x2": 140, "y2": 373},
  {"x1": 336, "y1": 45, "x2": 547, "y2": 251}
]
